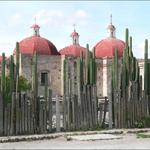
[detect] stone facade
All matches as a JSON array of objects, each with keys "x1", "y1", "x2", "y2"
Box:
[
  {"x1": 20, "y1": 54, "x2": 61, "y2": 97},
  {"x1": 19, "y1": 54, "x2": 145, "y2": 98}
]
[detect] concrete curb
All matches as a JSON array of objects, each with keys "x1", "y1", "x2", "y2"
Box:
[
  {"x1": 0, "y1": 128, "x2": 150, "y2": 143},
  {"x1": 66, "y1": 134, "x2": 123, "y2": 141},
  {"x1": 0, "y1": 133, "x2": 63, "y2": 143}
]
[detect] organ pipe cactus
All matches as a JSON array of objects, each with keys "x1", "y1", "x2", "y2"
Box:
[
  {"x1": 80, "y1": 51, "x2": 84, "y2": 88},
  {"x1": 32, "y1": 52, "x2": 38, "y2": 93},
  {"x1": 112, "y1": 49, "x2": 118, "y2": 90},
  {"x1": 144, "y1": 39, "x2": 148, "y2": 95},
  {"x1": 85, "y1": 44, "x2": 90, "y2": 84},
  {"x1": 63, "y1": 43, "x2": 98, "y2": 130},
  {"x1": 111, "y1": 28, "x2": 143, "y2": 128},
  {"x1": 31, "y1": 52, "x2": 38, "y2": 132},
  {"x1": 125, "y1": 28, "x2": 129, "y2": 49},
  {"x1": 32, "y1": 52, "x2": 38, "y2": 110},
  {"x1": 129, "y1": 36, "x2": 133, "y2": 58},
  {"x1": 89, "y1": 57, "x2": 93, "y2": 84},
  {"x1": 10, "y1": 55, "x2": 15, "y2": 90},
  {"x1": 15, "y1": 42, "x2": 20, "y2": 94},
  {"x1": 1, "y1": 53, "x2": 6, "y2": 101},
  {"x1": 92, "y1": 47, "x2": 96, "y2": 84}
]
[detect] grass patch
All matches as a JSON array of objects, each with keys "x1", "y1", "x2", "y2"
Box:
[{"x1": 137, "y1": 133, "x2": 150, "y2": 138}]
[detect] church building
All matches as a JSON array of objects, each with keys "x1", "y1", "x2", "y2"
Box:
[{"x1": 3, "y1": 16, "x2": 145, "y2": 98}]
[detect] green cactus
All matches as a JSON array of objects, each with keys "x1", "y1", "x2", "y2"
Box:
[
  {"x1": 15, "y1": 42, "x2": 20, "y2": 95},
  {"x1": 114, "y1": 49, "x2": 118, "y2": 90},
  {"x1": 89, "y1": 57, "x2": 93, "y2": 84},
  {"x1": 63, "y1": 58, "x2": 66, "y2": 95},
  {"x1": 32, "y1": 52, "x2": 38, "y2": 93},
  {"x1": 144, "y1": 39, "x2": 148, "y2": 94},
  {"x1": 85, "y1": 44, "x2": 90, "y2": 84},
  {"x1": 10, "y1": 55, "x2": 15, "y2": 93},
  {"x1": 31, "y1": 52, "x2": 38, "y2": 132},
  {"x1": 1, "y1": 53, "x2": 6, "y2": 101},
  {"x1": 93, "y1": 47, "x2": 96, "y2": 84},
  {"x1": 125, "y1": 28, "x2": 129, "y2": 49},
  {"x1": 77, "y1": 57, "x2": 81, "y2": 85},
  {"x1": 129, "y1": 36, "x2": 133, "y2": 58},
  {"x1": 111, "y1": 27, "x2": 146, "y2": 128},
  {"x1": 80, "y1": 51, "x2": 84, "y2": 88}
]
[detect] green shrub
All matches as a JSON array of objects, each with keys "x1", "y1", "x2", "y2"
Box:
[{"x1": 135, "y1": 117, "x2": 150, "y2": 128}]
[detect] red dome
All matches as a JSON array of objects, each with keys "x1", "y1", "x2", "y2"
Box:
[
  {"x1": 14, "y1": 35, "x2": 60, "y2": 55},
  {"x1": 94, "y1": 38, "x2": 125, "y2": 58},
  {"x1": 59, "y1": 44, "x2": 86, "y2": 57}
]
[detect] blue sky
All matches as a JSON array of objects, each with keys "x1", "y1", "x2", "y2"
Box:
[{"x1": 0, "y1": 1, "x2": 150, "y2": 58}]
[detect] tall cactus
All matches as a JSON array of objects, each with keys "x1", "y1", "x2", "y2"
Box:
[
  {"x1": 32, "y1": 52, "x2": 38, "y2": 130},
  {"x1": 15, "y1": 42, "x2": 20, "y2": 94},
  {"x1": 129, "y1": 36, "x2": 133, "y2": 58},
  {"x1": 112, "y1": 49, "x2": 118, "y2": 90},
  {"x1": 144, "y1": 39, "x2": 148, "y2": 95},
  {"x1": 85, "y1": 44, "x2": 90, "y2": 84},
  {"x1": 125, "y1": 28, "x2": 129, "y2": 49},
  {"x1": 32, "y1": 52, "x2": 38, "y2": 94},
  {"x1": 1, "y1": 53, "x2": 6, "y2": 101},
  {"x1": 89, "y1": 48, "x2": 97, "y2": 85},
  {"x1": 63, "y1": 43, "x2": 98, "y2": 131},
  {"x1": 125, "y1": 28, "x2": 130, "y2": 86},
  {"x1": 89, "y1": 57, "x2": 93, "y2": 84},
  {"x1": 10, "y1": 55, "x2": 15, "y2": 95},
  {"x1": 111, "y1": 28, "x2": 142, "y2": 128},
  {"x1": 80, "y1": 51, "x2": 83, "y2": 89},
  {"x1": 93, "y1": 47, "x2": 97, "y2": 84}
]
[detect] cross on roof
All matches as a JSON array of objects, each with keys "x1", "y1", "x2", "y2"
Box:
[
  {"x1": 73, "y1": 24, "x2": 76, "y2": 31},
  {"x1": 34, "y1": 17, "x2": 37, "y2": 24},
  {"x1": 110, "y1": 14, "x2": 112, "y2": 24}
]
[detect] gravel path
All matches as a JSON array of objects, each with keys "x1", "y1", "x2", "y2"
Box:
[{"x1": 0, "y1": 133, "x2": 150, "y2": 149}]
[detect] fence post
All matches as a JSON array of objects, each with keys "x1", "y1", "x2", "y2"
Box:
[{"x1": 56, "y1": 95, "x2": 60, "y2": 132}]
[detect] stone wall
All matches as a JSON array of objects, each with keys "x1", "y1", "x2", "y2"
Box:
[
  {"x1": 20, "y1": 54, "x2": 145, "y2": 98},
  {"x1": 21, "y1": 54, "x2": 61, "y2": 97}
]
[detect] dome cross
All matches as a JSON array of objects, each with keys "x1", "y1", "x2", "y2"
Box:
[
  {"x1": 31, "y1": 18, "x2": 40, "y2": 36},
  {"x1": 73, "y1": 23, "x2": 76, "y2": 31},
  {"x1": 70, "y1": 24, "x2": 79, "y2": 45},
  {"x1": 110, "y1": 14, "x2": 112, "y2": 24},
  {"x1": 107, "y1": 14, "x2": 116, "y2": 38}
]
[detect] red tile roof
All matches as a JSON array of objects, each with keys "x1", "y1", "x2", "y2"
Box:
[
  {"x1": 14, "y1": 35, "x2": 60, "y2": 55},
  {"x1": 94, "y1": 38, "x2": 125, "y2": 58},
  {"x1": 59, "y1": 44, "x2": 86, "y2": 57}
]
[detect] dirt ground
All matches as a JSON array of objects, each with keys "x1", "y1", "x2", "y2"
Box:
[{"x1": 0, "y1": 133, "x2": 150, "y2": 149}]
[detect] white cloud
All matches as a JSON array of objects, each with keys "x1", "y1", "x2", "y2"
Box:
[
  {"x1": 132, "y1": 43, "x2": 142, "y2": 58},
  {"x1": 74, "y1": 9, "x2": 88, "y2": 18},
  {"x1": 33, "y1": 9, "x2": 64, "y2": 26},
  {"x1": 33, "y1": 9, "x2": 89, "y2": 27},
  {"x1": 10, "y1": 13, "x2": 22, "y2": 25},
  {"x1": 137, "y1": 42, "x2": 144, "y2": 51},
  {"x1": 67, "y1": 9, "x2": 89, "y2": 26},
  {"x1": 132, "y1": 41, "x2": 150, "y2": 58},
  {"x1": 0, "y1": 36, "x2": 22, "y2": 56}
]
